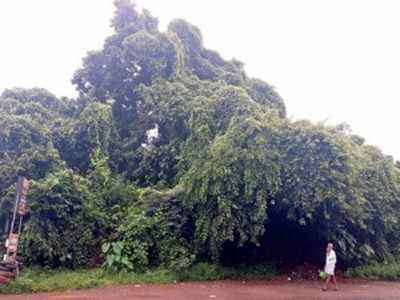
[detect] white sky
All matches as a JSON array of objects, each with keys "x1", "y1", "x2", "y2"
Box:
[{"x1": 0, "y1": 0, "x2": 398, "y2": 160}]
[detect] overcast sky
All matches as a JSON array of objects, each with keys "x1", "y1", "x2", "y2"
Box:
[{"x1": 0, "y1": 0, "x2": 398, "y2": 160}]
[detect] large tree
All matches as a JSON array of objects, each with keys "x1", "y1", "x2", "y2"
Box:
[{"x1": 0, "y1": 0, "x2": 399, "y2": 269}]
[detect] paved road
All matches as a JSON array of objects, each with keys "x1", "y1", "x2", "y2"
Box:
[{"x1": 1, "y1": 280, "x2": 400, "y2": 300}]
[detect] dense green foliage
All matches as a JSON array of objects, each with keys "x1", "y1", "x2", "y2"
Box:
[
  {"x1": 20, "y1": 170, "x2": 103, "y2": 268},
  {"x1": 347, "y1": 261, "x2": 400, "y2": 280},
  {"x1": 1, "y1": 0, "x2": 399, "y2": 272}
]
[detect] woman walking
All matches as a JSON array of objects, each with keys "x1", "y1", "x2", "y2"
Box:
[{"x1": 322, "y1": 243, "x2": 338, "y2": 291}]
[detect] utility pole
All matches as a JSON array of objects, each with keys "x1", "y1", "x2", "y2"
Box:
[{"x1": 0, "y1": 177, "x2": 30, "y2": 285}]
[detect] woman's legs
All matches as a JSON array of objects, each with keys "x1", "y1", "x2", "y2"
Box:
[
  {"x1": 332, "y1": 275, "x2": 338, "y2": 290},
  {"x1": 323, "y1": 275, "x2": 331, "y2": 291},
  {"x1": 323, "y1": 275, "x2": 338, "y2": 291}
]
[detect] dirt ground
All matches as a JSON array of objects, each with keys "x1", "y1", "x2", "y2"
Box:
[{"x1": 1, "y1": 279, "x2": 400, "y2": 300}]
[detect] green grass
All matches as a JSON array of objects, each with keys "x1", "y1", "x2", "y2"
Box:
[
  {"x1": 0, "y1": 263, "x2": 277, "y2": 295},
  {"x1": 177, "y1": 262, "x2": 277, "y2": 281},
  {"x1": 347, "y1": 262, "x2": 400, "y2": 280}
]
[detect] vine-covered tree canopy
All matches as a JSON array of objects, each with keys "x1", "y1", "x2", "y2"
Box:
[{"x1": 1, "y1": 0, "x2": 399, "y2": 270}]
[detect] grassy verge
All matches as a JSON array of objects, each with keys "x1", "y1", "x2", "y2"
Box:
[
  {"x1": 178, "y1": 262, "x2": 277, "y2": 281},
  {"x1": 347, "y1": 262, "x2": 400, "y2": 280},
  {"x1": 0, "y1": 263, "x2": 277, "y2": 294}
]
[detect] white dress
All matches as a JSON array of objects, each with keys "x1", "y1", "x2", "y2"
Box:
[{"x1": 324, "y1": 250, "x2": 336, "y2": 275}]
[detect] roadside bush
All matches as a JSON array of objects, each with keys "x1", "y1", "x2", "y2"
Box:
[
  {"x1": 103, "y1": 186, "x2": 194, "y2": 272},
  {"x1": 20, "y1": 169, "x2": 104, "y2": 268},
  {"x1": 347, "y1": 261, "x2": 400, "y2": 280}
]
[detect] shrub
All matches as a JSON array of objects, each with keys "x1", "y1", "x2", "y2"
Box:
[
  {"x1": 20, "y1": 169, "x2": 104, "y2": 268},
  {"x1": 347, "y1": 261, "x2": 400, "y2": 280},
  {"x1": 103, "y1": 186, "x2": 194, "y2": 272}
]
